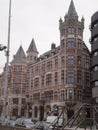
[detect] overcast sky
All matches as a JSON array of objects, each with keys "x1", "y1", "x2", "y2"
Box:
[{"x1": 0, "y1": 0, "x2": 98, "y2": 72}]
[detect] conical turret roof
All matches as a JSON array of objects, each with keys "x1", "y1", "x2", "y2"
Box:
[
  {"x1": 27, "y1": 38, "x2": 38, "y2": 53},
  {"x1": 11, "y1": 45, "x2": 26, "y2": 63},
  {"x1": 67, "y1": 0, "x2": 78, "y2": 20}
]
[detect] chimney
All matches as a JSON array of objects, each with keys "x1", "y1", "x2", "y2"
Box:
[{"x1": 51, "y1": 43, "x2": 56, "y2": 50}]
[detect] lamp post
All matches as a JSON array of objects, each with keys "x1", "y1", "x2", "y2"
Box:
[{"x1": 2, "y1": 0, "x2": 11, "y2": 119}]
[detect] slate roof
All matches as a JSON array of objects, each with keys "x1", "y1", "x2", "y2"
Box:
[
  {"x1": 27, "y1": 38, "x2": 38, "y2": 53},
  {"x1": 11, "y1": 45, "x2": 26, "y2": 63},
  {"x1": 67, "y1": 0, "x2": 78, "y2": 20},
  {"x1": 38, "y1": 45, "x2": 60, "y2": 61}
]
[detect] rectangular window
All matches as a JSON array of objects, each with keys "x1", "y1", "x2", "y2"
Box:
[
  {"x1": 85, "y1": 57, "x2": 89, "y2": 69},
  {"x1": 34, "y1": 78, "x2": 39, "y2": 88},
  {"x1": 13, "y1": 86, "x2": 20, "y2": 94},
  {"x1": 35, "y1": 66, "x2": 40, "y2": 75},
  {"x1": 77, "y1": 90, "x2": 82, "y2": 100},
  {"x1": 44, "y1": 91, "x2": 53, "y2": 100},
  {"x1": 67, "y1": 38, "x2": 74, "y2": 48},
  {"x1": 22, "y1": 87, "x2": 26, "y2": 94},
  {"x1": 47, "y1": 61, "x2": 52, "y2": 71},
  {"x1": 55, "y1": 72, "x2": 58, "y2": 85},
  {"x1": 41, "y1": 64, "x2": 45, "y2": 73},
  {"x1": 61, "y1": 90, "x2": 65, "y2": 101},
  {"x1": 77, "y1": 70, "x2": 82, "y2": 84},
  {"x1": 85, "y1": 72, "x2": 90, "y2": 86},
  {"x1": 68, "y1": 27, "x2": 75, "y2": 34},
  {"x1": 54, "y1": 91, "x2": 58, "y2": 100},
  {"x1": 46, "y1": 74, "x2": 52, "y2": 86},
  {"x1": 67, "y1": 55, "x2": 74, "y2": 65},
  {"x1": 31, "y1": 79, "x2": 33, "y2": 88},
  {"x1": 33, "y1": 93, "x2": 40, "y2": 100},
  {"x1": 77, "y1": 56, "x2": 81, "y2": 65},
  {"x1": 41, "y1": 76, "x2": 44, "y2": 87},
  {"x1": 21, "y1": 98, "x2": 26, "y2": 104},
  {"x1": 61, "y1": 70, "x2": 65, "y2": 85},
  {"x1": 67, "y1": 70, "x2": 74, "y2": 84},
  {"x1": 13, "y1": 76, "x2": 21, "y2": 83},
  {"x1": 13, "y1": 98, "x2": 19, "y2": 104}
]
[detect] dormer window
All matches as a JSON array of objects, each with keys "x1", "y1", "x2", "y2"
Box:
[{"x1": 51, "y1": 52, "x2": 55, "y2": 55}]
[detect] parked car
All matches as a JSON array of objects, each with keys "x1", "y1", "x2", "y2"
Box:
[
  {"x1": 35, "y1": 121, "x2": 44, "y2": 130},
  {"x1": 15, "y1": 118, "x2": 36, "y2": 128},
  {"x1": 2, "y1": 119, "x2": 15, "y2": 126},
  {"x1": 0, "y1": 116, "x2": 6, "y2": 124}
]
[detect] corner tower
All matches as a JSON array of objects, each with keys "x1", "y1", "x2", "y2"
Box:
[
  {"x1": 27, "y1": 38, "x2": 38, "y2": 64},
  {"x1": 59, "y1": 0, "x2": 91, "y2": 108},
  {"x1": 59, "y1": 0, "x2": 84, "y2": 50},
  {"x1": 90, "y1": 11, "x2": 98, "y2": 104}
]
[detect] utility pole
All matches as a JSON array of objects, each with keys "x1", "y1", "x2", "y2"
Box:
[{"x1": 2, "y1": 0, "x2": 11, "y2": 119}]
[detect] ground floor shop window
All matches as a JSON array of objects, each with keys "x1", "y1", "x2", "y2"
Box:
[{"x1": 12, "y1": 108, "x2": 18, "y2": 117}]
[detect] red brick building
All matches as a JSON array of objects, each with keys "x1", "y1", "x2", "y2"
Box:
[{"x1": 0, "y1": 0, "x2": 91, "y2": 120}]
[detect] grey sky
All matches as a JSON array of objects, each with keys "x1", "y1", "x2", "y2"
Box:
[{"x1": 0, "y1": 0, "x2": 98, "y2": 72}]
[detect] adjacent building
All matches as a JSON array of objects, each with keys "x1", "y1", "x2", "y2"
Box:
[{"x1": 90, "y1": 11, "x2": 98, "y2": 104}]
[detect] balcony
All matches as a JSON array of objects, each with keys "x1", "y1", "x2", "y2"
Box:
[
  {"x1": 65, "y1": 99, "x2": 76, "y2": 107},
  {"x1": 65, "y1": 84, "x2": 76, "y2": 107}
]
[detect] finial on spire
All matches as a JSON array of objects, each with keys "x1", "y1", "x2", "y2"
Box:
[{"x1": 59, "y1": 17, "x2": 62, "y2": 24}]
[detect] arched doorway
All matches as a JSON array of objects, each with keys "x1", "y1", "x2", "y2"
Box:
[{"x1": 39, "y1": 105, "x2": 44, "y2": 121}]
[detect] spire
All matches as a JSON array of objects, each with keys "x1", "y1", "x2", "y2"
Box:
[
  {"x1": 67, "y1": 0, "x2": 78, "y2": 20},
  {"x1": 27, "y1": 38, "x2": 38, "y2": 53},
  {"x1": 11, "y1": 45, "x2": 26, "y2": 63}
]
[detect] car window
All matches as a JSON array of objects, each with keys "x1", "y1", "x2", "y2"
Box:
[{"x1": 24, "y1": 119, "x2": 33, "y2": 124}]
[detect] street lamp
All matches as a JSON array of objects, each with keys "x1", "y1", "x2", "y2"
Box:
[{"x1": 0, "y1": 44, "x2": 7, "y2": 51}]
